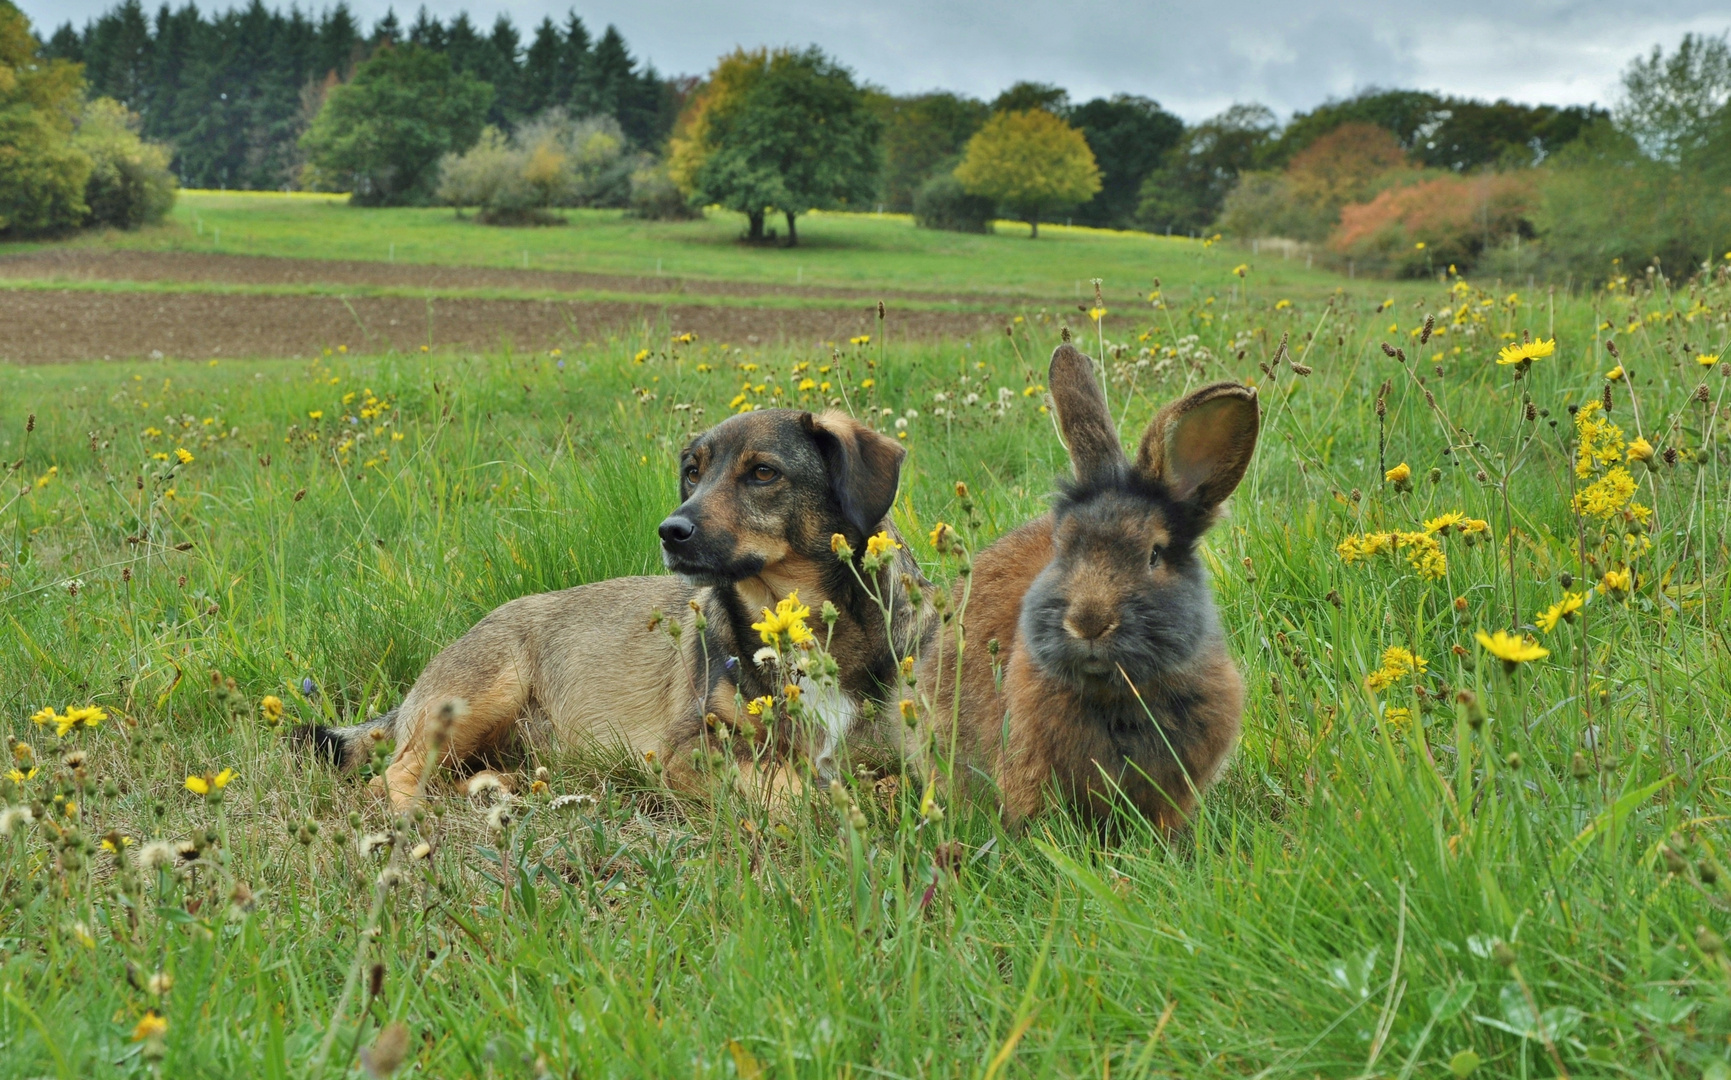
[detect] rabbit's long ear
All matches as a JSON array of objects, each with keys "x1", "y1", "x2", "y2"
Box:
[
  {"x1": 1049, "y1": 343, "x2": 1124, "y2": 482},
  {"x1": 1135, "y1": 382, "x2": 1259, "y2": 508}
]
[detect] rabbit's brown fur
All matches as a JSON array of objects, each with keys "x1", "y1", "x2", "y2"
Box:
[{"x1": 920, "y1": 344, "x2": 1257, "y2": 831}]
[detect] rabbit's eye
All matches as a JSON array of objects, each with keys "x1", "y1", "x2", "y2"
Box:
[{"x1": 1148, "y1": 546, "x2": 1164, "y2": 568}]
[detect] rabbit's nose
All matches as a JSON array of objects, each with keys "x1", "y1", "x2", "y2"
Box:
[{"x1": 1063, "y1": 604, "x2": 1119, "y2": 642}]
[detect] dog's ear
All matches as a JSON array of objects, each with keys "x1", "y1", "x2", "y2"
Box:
[
  {"x1": 1049, "y1": 343, "x2": 1124, "y2": 483},
  {"x1": 1135, "y1": 382, "x2": 1259, "y2": 509},
  {"x1": 804, "y1": 411, "x2": 906, "y2": 537}
]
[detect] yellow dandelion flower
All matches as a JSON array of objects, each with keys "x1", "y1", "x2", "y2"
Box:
[
  {"x1": 744, "y1": 696, "x2": 774, "y2": 716},
  {"x1": 1604, "y1": 365, "x2": 1625, "y2": 381},
  {"x1": 798, "y1": 378, "x2": 816, "y2": 391},
  {"x1": 1626, "y1": 437, "x2": 1654, "y2": 463},
  {"x1": 1600, "y1": 567, "x2": 1633, "y2": 595},
  {"x1": 184, "y1": 768, "x2": 236, "y2": 796},
  {"x1": 1385, "y1": 462, "x2": 1411, "y2": 484},
  {"x1": 1573, "y1": 466, "x2": 1637, "y2": 519},
  {"x1": 1382, "y1": 706, "x2": 1412, "y2": 726},
  {"x1": 633, "y1": 349, "x2": 651, "y2": 363},
  {"x1": 308, "y1": 410, "x2": 324, "y2": 420},
  {"x1": 860, "y1": 379, "x2": 875, "y2": 390},
  {"x1": 1423, "y1": 511, "x2": 1465, "y2": 535},
  {"x1": 849, "y1": 335, "x2": 871, "y2": 346},
  {"x1": 1535, "y1": 592, "x2": 1584, "y2": 633},
  {"x1": 1088, "y1": 306, "x2": 1107, "y2": 321},
  {"x1": 865, "y1": 531, "x2": 900, "y2": 559},
  {"x1": 1475, "y1": 629, "x2": 1548, "y2": 664},
  {"x1": 1496, "y1": 338, "x2": 1556, "y2": 365},
  {"x1": 1274, "y1": 299, "x2": 1292, "y2": 310},
  {"x1": 132, "y1": 1012, "x2": 168, "y2": 1041},
  {"x1": 1698, "y1": 353, "x2": 1719, "y2": 366},
  {"x1": 260, "y1": 695, "x2": 284, "y2": 722},
  {"x1": 751, "y1": 591, "x2": 813, "y2": 647},
  {"x1": 1232, "y1": 263, "x2": 1248, "y2": 276}
]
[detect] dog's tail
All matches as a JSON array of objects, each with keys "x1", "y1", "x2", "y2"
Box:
[{"x1": 292, "y1": 709, "x2": 399, "y2": 771}]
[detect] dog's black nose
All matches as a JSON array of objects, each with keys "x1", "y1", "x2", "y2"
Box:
[{"x1": 658, "y1": 515, "x2": 696, "y2": 546}]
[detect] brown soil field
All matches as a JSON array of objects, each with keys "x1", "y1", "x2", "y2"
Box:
[
  {"x1": 0, "y1": 248, "x2": 1027, "y2": 306},
  {"x1": 0, "y1": 287, "x2": 1011, "y2": 365}
]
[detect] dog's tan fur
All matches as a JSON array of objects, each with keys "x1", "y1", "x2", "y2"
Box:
[{"x1": 306, "y1": 408, "x2": 931, "y2": 808}]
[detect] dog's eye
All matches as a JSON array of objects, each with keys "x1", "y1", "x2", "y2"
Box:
[
  {"x1": 1149, "y1": 546, "x2": 1164, "y2": 568},
  {"x1": 683, "y1": 467, "x2": 699, "y2": 486},
  {"x1": 749, "y1": 465, "x2": 780, "y2": 484}
]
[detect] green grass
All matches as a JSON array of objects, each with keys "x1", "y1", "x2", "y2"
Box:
[
  {"x1": 8, "y1": 190, "x2": 1392, "y2": 304},
  {"x1": 1, "y1": 260, "x2": 1729, "y2": 1078}
]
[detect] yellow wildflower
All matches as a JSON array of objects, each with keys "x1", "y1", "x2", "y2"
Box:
[
  {"x1": 6, "y1": 767, "x2": 35, "y2": 782},
  {"x1": 1422, "y1": 512, "x2": 1465, "y2": 535},
  {"x1": 1475, "y1": 629, "x2": 1548, "y2": 665},
  {"x1": 798, "y1": 378, "x2": 816, "y2": 391},
  {"x1": 751, "y1": 592, "x2": 814, "y2": 648},
  {"x1": 633, "y1": 349, "x2": 650, "y2": 363},
  {"x1": 1382, "y1": 706, "x2": 1413, "y2": 726},
  {"x1": 1626, "y1": 437, "x2": 1654, "y2": 463},
  {"x1": 744, "y1": 696, "x2": 774, "y2": 716},
  {"x1": 184, "y1": 768, "x2": 236, "y2": 796},
  {"x1": 865, "y1": 532, "x2": 900, "y2": 560},
  {"x1": 308, "y1": 411, "x2": 323, "y2": 420},
  {"x1": 1385, "y1": 462, "x2": 1411, "y2": 485},
  {"x1": 260, "y1": 695, "x2": 285, "y2": 723},
  {"x1": 132, "y1": 1012, "x2": 168, "y2": 1042},
  {"x1": 1573, "y1": 467, "x2": 1637, "y2": 519},
  {"x1": 1535, "y1": 592, "x2": 1585, "y2": 632},
  {"x1": 1274, "y1": 299, "x2": 1292, "y2": 310},
  {"x1": 1698, "y1": 353, "x2": 1720, "y2": 366},
  {"x1": 1600, "y1": 567, "x2": 1633, "y2": 595},
  {"x1": 1604, "y1": 365, "x2": 1625, "y2": 381},
  {"x1": 1496, "y1": 338, "x2": 1556, "y2": 365},
  {"x1": 174, "y1": 448, "x2": 194, "y2": 465},
  {"x1": 1573, "y1": 401, "x2": 1624, "y2": 477},
  {"x1": 1088, "y1": 306, "x2": 1107, "y2": 321},
  {"x1": 849, "y1": 335, "x2": 871, "y2": 346}
]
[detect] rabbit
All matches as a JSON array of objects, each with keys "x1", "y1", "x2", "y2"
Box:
[{"x1": 918, "y1": 343, "x2": 1258, "y2": 832}]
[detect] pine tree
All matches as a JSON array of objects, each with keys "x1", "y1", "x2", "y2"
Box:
[
  {"x1": 371, "y1": 8, "x2": 400, "y2": 48},
  {"x1": 316, "y1": 3, "x2": 360, "y2": 79},
  {"x1": 407, "y1": 6, "x2": 444, "y2": 50},
  {"x1": 521, "y1": 18, "x2": 559, "y2": 118},
  {"x1": 484, "y1": 15, "x2": 521, "y2": 125},
  {"x1": 558, "y1": 12, "x2": 590, "y2": 112}
]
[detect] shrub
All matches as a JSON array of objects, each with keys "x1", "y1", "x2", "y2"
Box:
[
  {"x1": 0, "y1": 1, "x2": 91, "y2": 235},
  {"x1": 627, "y1": 163, "x2": 699, "y2": 220},
  {"x1": 437, "y1": 111, "x2": 632, "y2": 225},
  {"x1": 912, "y1": 173, "x2": 994, "y2": 233},
  {"x1": 1330, "y1": 173, "x2": 1536, "y2": 276},
  {"x1": 74, "y1": 97, "x2": 176, "y2": 230}
]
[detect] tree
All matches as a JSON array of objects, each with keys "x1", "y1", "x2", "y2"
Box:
[
  {"x1": 990, "y1": 80, "x2": 1067, "y2": 116},
  {"x1": 0, "y1": 0, "x2": 94, "y2": 234},
  {"x1": 877, "y1": 90, "x2": 987, "y2": 211},
  {"x1": 300, "y1": 43, "x2": 491, "y2": 204},
  {"x1": 1136, "y1": 103, "x2": 1275, "y2": 235},
  {"x1": 672, "y1": 47, "x2": 880, "y2": 245},
  {"x1": 953, "y1": 108, "x2": 1099, "y2": 238},
  {"x1": 1615, "y1": 32, "x2": 1731, "y2": 162},
  {"x1": 1069, "y1": 94, "x2": 1183, "y2": 227}
]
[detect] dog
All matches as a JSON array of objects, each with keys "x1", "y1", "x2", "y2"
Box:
[{"x1": 301, "y1": 408, "x2": 933, "y2": 807}]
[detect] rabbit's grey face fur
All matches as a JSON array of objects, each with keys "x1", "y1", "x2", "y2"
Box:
[{"x1": 1019, "y1": 479, "x2": 1222, "y2": 694}]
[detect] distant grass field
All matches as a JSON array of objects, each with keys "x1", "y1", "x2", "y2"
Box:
[
  {"x1": 2, "y1": 231, "x2": 1729, "y2": 1075},
  {"x1": 10, "y1": 190, "x2": 1389, "y2": 304}
]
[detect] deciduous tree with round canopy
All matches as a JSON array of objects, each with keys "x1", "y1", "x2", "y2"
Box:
[
  {"x1": 953, "y1": 109, "x2": 1100, "y2": 238},
  {"x1": 670, "y1": 46, "x2": 879, "y2": 246}
]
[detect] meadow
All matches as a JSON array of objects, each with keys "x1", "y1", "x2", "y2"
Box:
[
  {"x1": 11, "y1": 191, "x2": 1375, "y2": 303},
  {"x1": 1, "y1": 211, "x2": 1729, "y2": 1078}
]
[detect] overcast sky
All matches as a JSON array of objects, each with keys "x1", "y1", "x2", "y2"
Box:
[{"x1": 22, "y1": 0, "x2": 1731, "y2": 121}]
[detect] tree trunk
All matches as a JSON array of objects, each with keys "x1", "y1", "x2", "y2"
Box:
[
  {"x1": 747, "y1": 210, "x2": 765, "y2": 241},
  {"x1": 1027, "y1": 213, "x2": 1039, "y2": 239},
  {"x1": 784, "y1": 211, "x2": 798, "y2": 247}
]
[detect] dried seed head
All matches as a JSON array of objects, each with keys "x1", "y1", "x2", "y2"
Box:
[
  {"x1": 1698, "y1": 384, "x2": 1712, "y2": 403},
  {"x1": 368, "y1": 962, "x2": 385, "y2": 998},
  {"x1": 1605, "y1": 339, "x2": 1620, "y2": 359},
  {"x1": 1381, "y1": 342, "x2": 1396, "y2": 357},
  {"x1": 1420, "y1": 314, "x2": 1434, "y2": 344},
  {"x1": 1325, "y1": 590, "x2": 1342, "y2": 608},
  {"x1": 362, "y1": 1021, "x2": 411, "y2": 1079}
]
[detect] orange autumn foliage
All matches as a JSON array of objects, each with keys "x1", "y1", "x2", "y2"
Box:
[{"x1": 1329, "y1": 172, "x2": 1536, "y2": 275}]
